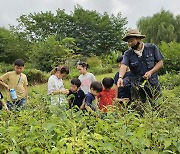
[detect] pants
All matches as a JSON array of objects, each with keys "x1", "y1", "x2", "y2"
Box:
[{"x1": 7, "y1": 98, "x2": 26, "y2": 111}]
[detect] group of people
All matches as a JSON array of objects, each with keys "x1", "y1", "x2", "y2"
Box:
[
  {"x1": 0, "y1": 29, "x2": 164, "y2": 114},
  {"x1": 47, "y1": 62, "x2": 123, "y2": 113}
]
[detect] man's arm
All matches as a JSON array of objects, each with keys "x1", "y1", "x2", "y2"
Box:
[
  {"x1": 0, "y1": 80, "x2": 9, "y2": 90},
  {"x1": 143, "y1": 60, "x2": 163, "y2": 79},
  {"x1": 24, "y1": 84, "x2": 28, "y2": 104},
  {"x1": 0, "y1": 73, "x2": 9, "y2": 90},
  {"x1": 1, "y1": 99, "x2": 9, "y2": 111},
  {"x1": 117, "y1": 64, "x2": 128, "y2": 87}
]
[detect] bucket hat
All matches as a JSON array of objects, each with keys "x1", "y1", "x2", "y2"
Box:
[{"x1": 122, "y1": 29, "x2": 145, "y2": 42}]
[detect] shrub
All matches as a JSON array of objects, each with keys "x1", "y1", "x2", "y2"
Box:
[
  {"x1": 67, "y1": 68, "x2": 80, "y2": 79},
  {"x1": 0, "y1": 62, "x2": 13, "y2": 73},
  {"x1": 90, "y1": 66, "x2": 112, "y2": 75},
  {"x1": 23, "y1": 69, "x2": 48, "y2": 85},
  {"x1": 159, "y1": 41, "x2": 180, "y2": 74},
  {"x1": 159, "y1": 72, "x2": 180, "y2": 90},
  {"x1": 86, "y1": 56, "x2": 102, "y2": 68}
]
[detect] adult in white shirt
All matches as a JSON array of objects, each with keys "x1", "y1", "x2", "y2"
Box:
[
  {"x1": 77, "y1": 62, "x2": 96, "y2": 94},
  {"x1": 48, "y1": 66, "x2": 69, "y2": 106}
]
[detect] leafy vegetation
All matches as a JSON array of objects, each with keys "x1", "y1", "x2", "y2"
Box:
[
  {"x1": 0, "y1": 73, "x2": 179, "y2": 153},
  {"x1": 137, "y1": 9, "x2": 180, "y2": 44}
]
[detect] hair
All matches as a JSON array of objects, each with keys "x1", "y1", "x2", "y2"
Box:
[
  {"x1": 90, "y1": 81, "x2": 102, "y2": 93},
  {"x1": 116, "y1": 56, "x2": 123, "y2": 63},
  {"x1": 51, "y1": 65, "x2": 69, "y2": 75},
  {"x1": 14, "y1": 59, "x2": 25, "y2": 67},
  {"x1": 77, "y1": 62, "x2": 89, "y2": 70},
  {"x1": 102, "y1": 77, "x2": 114, "y2": 89},
  {"x1": 71, "y1": 78, "x2": 81, "y2": 88}
]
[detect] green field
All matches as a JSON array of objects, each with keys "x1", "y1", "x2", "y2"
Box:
[{"x1": 0, "y1": 71, "x2": 180, "y2": 153}]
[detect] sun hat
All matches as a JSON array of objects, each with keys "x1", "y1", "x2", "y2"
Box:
[{"x1": 122, "y1": 29, "x2": 145, "y2": 42}]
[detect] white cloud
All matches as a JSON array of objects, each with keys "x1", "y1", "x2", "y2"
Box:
[{"x1": 0, "y1": 0, "x2": 180, "y2": 29}]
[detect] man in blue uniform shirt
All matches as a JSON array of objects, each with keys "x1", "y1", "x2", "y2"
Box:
[{"x1": 117, "y1": 29, "x2": 164, "y2": 103}]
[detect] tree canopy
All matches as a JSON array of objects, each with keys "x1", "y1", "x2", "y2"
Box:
[
  {"x1": 14, "y1": 5, "x2": 127, "y2": 56},
  {"x1": 137, "y1": 9, "x2": 180, "y2": 44}
]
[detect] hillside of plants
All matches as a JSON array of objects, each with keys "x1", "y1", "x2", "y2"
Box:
[{"x1": 0, "y1": 6, "x2": 180, "y2": 153}]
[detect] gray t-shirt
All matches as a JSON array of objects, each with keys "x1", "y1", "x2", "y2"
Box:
[{"x1": 78, "y1": 73, "x2": 96, "y2": 94}]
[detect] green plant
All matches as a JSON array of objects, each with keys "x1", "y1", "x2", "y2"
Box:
[{"x1": 23, "y1": 68, "x2": 49, "y2": 85}]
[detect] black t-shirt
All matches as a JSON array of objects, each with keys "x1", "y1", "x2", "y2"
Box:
[
  {"x1": 67, "y1": 89, "x2": 85, "y2": 109},
  {"x1": 0, "y1": 92, "x2": 3, "y2": 100}
]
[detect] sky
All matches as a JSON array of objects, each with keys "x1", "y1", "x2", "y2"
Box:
[{"x1": 0, "y1": 0, "x2": 180, "y2": 29}]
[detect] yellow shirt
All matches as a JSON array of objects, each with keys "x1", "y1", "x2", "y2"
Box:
[{"x1": 0, "y1": 71, "x2": 28, "y2": 101}]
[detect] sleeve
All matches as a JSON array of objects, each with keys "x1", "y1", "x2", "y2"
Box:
[
  {"x1": 153, "y1": 44, "x2": 164, "y2": 62},
  {"x1": 48, "y1": 77, "x2": 55, "y2": 95},
  {"x1": 114, "y1": 72, "x2": 119, "y2": 85},
  {"x1": 91, "y1": 74, "x2": 96, "y2": 81},
  {"x1": 85, "y1": 95, "x2": 92, "y2": 106},
  {"x1": 0, "y1": 72, "x2": 10, "y2": 81},
  {"x1": 122, "y1": 52, "x2": 130, "y2": 67},
  {"x1": 82, "y1": 91, "x2": 86, "y2": 99},
  {"x1": 24, "y1": 75, "x2": 28, "y2": 86}
]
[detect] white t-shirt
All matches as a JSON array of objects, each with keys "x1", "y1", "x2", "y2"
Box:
[
  {"x1": 78, "y1": 73, "x2": 96, "y2": 94},
  {"x1": 48, "y1": 75, "x2": 66, "y2": 105}
]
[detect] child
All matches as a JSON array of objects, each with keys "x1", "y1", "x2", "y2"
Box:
[
  {"x1": 77, "y1": 62, "x2": 96, "y2": 94},
  {"x1": 48, "y1": 65, "x2": 69, "y2": 106},
  {"x1": 97, "y1": 77, "x2": 115, "y2": 112},
  {"x1": 0, "y1": 92, "x2": 8, "y2": 111},
  {"x1": 67, "y1": 78, "x2": 85, "y2": 110},
  {"x1": 0, "y1": 59, "x2": 28, "y2": 110},
  {"x1": 114, "y1": 56, "x2": 131, "y2": 104},
  {"x1": 82, "y1": 81, "x2": 102, "y2": 113}
]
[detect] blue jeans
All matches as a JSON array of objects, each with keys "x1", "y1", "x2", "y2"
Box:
[{"x1": 7, "y1": 98, "x2": 26, "y2": 111}]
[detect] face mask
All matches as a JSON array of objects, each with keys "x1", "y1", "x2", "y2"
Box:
[{"x1": 131, "y1": 42, "x2": 140, "y2": 50}]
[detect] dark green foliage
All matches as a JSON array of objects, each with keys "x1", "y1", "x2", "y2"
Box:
[
  {"x1": 159, "y1": 41, "x2": 180, "y2": 74},
  {"x1": 30, "y1": 36, "x2": 76, "y2": 72},
  {"x1": 0, "y1": 28, "x2": 30, "y2": 63},
  {"x1": 23, "y1": 69, "x2": 48, "y2": 85},
  {"x1": 14, "y1": 5, "x2": 127, "y2": 56},
  {"x1": 137, "y1": 10, "x2": 178, "y2": 44},
  {"x1": 0, "y1": 62, "x2": 13, "y2": 73}
]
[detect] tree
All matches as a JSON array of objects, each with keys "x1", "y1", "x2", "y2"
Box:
[
  {"x1": 0, "y1": 27, "x2": 29, "y2": 63},
  {"x1": 30, "y1": 36, "x2": 77, "y2": 71},
  {"x1": 137, "y1": 10, "x2": 177, "y2": 44},
  {"x1": 13, "y1": 5, "x2": 127, "y2": 56}
]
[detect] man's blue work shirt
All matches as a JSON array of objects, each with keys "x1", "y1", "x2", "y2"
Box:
[{"x1": 122, "y1": 43, "x2": 164, "y2": 86}]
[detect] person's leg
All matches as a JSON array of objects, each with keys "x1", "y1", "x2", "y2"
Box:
[
  {"x1": 16, "y1": 98, "x2": 26, "y2": 109},
  {"x1": 6, "y1": 101, "x2": 14, "y2": 111}
]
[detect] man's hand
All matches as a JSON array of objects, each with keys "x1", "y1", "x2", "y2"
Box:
[
  {"x1": 143, "y1": 70, "x2": 152, "y2": 80},
  {"x1": 117, "y1": 78, "x2": 124, "y2": 87}
]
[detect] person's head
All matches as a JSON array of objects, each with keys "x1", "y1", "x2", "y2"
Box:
[
  {"x1": 77, "y1": 62, "x2": 89, "y2": 75},
  {"x1": 51, "y1": 65, "x2": 69, "y2": 79},
  {"x1": 122, "y1": 29, "x2": 145, "y2": 50},
  {"x1": 102, "y1": 77, "x2": 114, "y2": 90},
  {"x1": 14, "y1": 59, "x2": 25, "y2": 74},
  {"x1": 90, "y1": 81, "x2": 102, "y2": 96},
  {"x1": 70, "y1": 78, "x2": 81, "y2": 92},
  {"x1": 116, "y1": 56, "x2": 123, "y2": 68}
]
